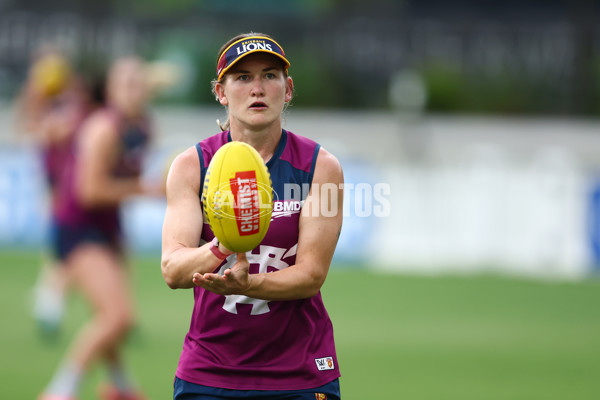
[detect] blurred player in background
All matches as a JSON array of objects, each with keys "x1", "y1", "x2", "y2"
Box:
[
  {"x1": 38, "y1": 56, "x2": 164, "y2": 400},
  {"x1": 14, "y1": 48, "x2": 102, "y2": 336},
  {"x1": 161, "y1": 33, "x2": 344, "y2": 399},
  {"x1": 15, "y1": 47, "x2": 73, "y2": 135}
]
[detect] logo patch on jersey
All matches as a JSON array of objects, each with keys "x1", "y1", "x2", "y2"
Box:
[
  {"x1": 315, "y1": 394, "x2": 327, "y2": 400},
  {"x1": 315, "y1": 357, "x2": 335, "y2": 371},
  {"x1": 271, "y1": 200, "x2": 303, "y2": 220}
]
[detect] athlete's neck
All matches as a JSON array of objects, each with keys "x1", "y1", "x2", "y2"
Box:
[{"x1": 229, "y1": 121, "x2": 282, "y2": 163}]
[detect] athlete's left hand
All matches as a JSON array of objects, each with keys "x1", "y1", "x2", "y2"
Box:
[{"x1": 192, "y1": 252, "x2": 250, "y2": 295}]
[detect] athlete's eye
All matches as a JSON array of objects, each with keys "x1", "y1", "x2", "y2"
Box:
[
  {"x1": 265, "y1": 73, "x2": 276, "y2": 79},
  {"x1": 237, "y1": 75, "x2": 250, "y2": 81}
]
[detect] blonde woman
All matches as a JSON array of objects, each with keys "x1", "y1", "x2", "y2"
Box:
[{"x1": 39, "y1": 57, "x2": 159, "y2": 400}]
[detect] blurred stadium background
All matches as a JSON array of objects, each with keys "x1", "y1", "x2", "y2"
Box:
[{"x1": 1, "y1": 0, "x2": 600, "y2": 399}]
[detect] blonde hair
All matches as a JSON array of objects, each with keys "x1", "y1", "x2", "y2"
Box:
[{"x1": 211, "y1": 32, "x2": 291, "y2": 132}]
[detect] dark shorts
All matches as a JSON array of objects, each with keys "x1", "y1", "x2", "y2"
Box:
[
  {"x1": 173, "y1": 377, "x2": 340, "y2": 400},
  {"x1": 53, "y1": 222, "x2": 121, "y2": 261}
]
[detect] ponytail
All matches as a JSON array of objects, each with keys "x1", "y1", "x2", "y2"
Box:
[{"x1": 216, "y1": 118, "x2": 230, "y2": 132}]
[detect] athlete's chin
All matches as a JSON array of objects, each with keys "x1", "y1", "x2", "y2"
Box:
[{"x1": 243, "y1": 115, "x2": 278, "y2": 130}]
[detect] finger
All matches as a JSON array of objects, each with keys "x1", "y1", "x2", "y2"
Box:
[
  {"x1": 236, "y1": 252, "x2": 248, "y2": 263},
  {"x1": 192, "y1": 273, "x2": 206, "y2": 286},
  {"x1": 193, "y1": 272, "x2": 217, "y2": 284}
]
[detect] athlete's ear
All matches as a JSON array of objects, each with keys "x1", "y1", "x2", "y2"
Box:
[
  {"x1": 284, "y1": 76, "x2": 293, "y2": 103},
  {"x1": 215, "y1": 81, "x2": 228, "y2": 106}
]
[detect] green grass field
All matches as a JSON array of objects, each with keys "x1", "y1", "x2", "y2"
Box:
[{"x1": 1, "y1": 250, "x2": 600, "y2": 399}]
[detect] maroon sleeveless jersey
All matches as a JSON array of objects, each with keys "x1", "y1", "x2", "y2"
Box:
[{"x1": 176, "y1": 130, "x2": 340, "y2": 390}]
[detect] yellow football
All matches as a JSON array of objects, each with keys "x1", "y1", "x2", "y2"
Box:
[
  {"x1": 31, "y1": 54, "x2": 71, "y2": 97},
  {"x1": 202, "y1": 141, "x2": 273, "y2": 252}
]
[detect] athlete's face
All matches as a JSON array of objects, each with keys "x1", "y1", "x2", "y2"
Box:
[
  {"x1": 216, "y1": 53, "x2": 293, "y2": 130},
  {"x1": 107, "y1": 58, "x2": 149, "y2": 117}
]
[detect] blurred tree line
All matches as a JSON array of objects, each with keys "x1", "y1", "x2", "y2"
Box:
[{"x1": 0, "y1": 0, "x2": 598, "y2": 115}]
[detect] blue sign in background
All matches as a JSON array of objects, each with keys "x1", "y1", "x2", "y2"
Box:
[
  {"x1": 0, "y1": 146, "x2": 48, "y2": 248},
  {"x1": 0, "y1": 148, "x2": 379, "y2": 266},
  {"x1": 587, "y1": 180, "x2": 600, "y2": 271},
  {"x1": 333, "y1": 157, "x2": 379, "y2": 265},
  {"x1": 0, "y1": 146, "x2": 168, "y2": 254}
]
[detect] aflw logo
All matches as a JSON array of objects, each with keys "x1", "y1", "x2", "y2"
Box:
[
  {"x1": 315, "y1": 357, "x2": 334, "y2": 371},
  {"x1": 229, "y1": 171, "x2": 260, "y2": 236}
]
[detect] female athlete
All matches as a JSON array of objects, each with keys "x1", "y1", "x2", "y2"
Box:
[
  {"x1": 39, "y1": 57, "x2": 160, "y2": 400},
  {"x1": 16, "y1": 49, "x2": 97, "y2": 336},
  {"x1": 161, "y1": 32, "x2": 344, "y2": 399}
]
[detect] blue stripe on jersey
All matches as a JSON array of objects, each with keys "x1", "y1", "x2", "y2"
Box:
[
  {"x1": 195, "y1": 142, "x2": 206, "y2": 190},
  {"x1": 265, "y1": 130, "x2": 287, "y2": 170},
  {"x1": 269, "y1": 152, "x2": 319, "y2": 201},
  {"x1": 308, "y1": 143, "x2": 321, "y2": 187}
]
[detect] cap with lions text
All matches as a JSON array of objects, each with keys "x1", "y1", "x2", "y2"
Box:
[{"x1": 216, "y1": 36, "x2": 290, "y2": 81}]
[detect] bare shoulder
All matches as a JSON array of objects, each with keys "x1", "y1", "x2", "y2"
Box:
[
  {"x1": 78, "y1": 109, "x2": 118, "y2": 146},
  {"x1": 166, "y1": 146, "x2": 202, "y2": 196},
  {"x1": 313, "y1": 147, "x2": 343, "y2": 184},
  {"x1": 170, "y1": 146, "x2": 200, "y2": 177}
]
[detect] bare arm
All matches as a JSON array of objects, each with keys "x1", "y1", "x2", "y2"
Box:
[
  {"x1": 75, "y1": 114, "x2": 143, "y2": 207},
  {"x1": 193, "y1": 147, "x2": 344, "y2": 300},
  {"x1": 161, "y1": 147, "x2": 234, "y2": 289},
  {"x1": 14, "y1": 82, "x2": 50, "y2": 137}
]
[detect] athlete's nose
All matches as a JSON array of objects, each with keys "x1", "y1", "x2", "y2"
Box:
[{"x1": 250, "y1": 77, "x2": 265, "y2": 97}]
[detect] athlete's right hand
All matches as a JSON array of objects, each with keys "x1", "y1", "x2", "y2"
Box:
[{"x1": 192, "y1": 252, "x2": 250, "y2": 295}]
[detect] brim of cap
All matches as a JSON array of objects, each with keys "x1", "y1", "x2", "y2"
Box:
[{"x1": 218, "y1": 49, "x2": 290, "y2": 81}]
